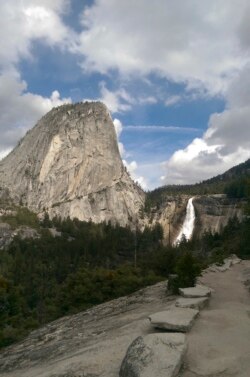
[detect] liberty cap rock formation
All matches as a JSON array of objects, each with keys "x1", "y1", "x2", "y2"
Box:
[{"x1": 0, "y1": 102, "x2": 145, "y2": 226}]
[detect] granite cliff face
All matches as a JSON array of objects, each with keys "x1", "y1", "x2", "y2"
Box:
[
  {"x1": 0, "y1": 102, "x2": 144, "y2": 226},
  {"x1": 193, "y1": 195, "x2": 243, "y2": 236},
  {"x1": 144, "y1": 194, "x2": 244, "y2": 244}
]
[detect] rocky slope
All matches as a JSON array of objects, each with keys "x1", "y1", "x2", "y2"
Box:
[
  {"x1": 0, "y1": 102, "x2": 144, "y2": 226},
  {"x1": 143, "y1": 195, "x2": 189, "y2": 243},
  {"x1": 0, "y1": 281, "x2": 173, "y2": 377},
  {"x1": 193, "y1": 194, "x2": 243, "y2": 235},
  {"x1": 143, "y1": 194, "x2": 243, "y2": 244},
  {"x1": 0, "y1": 260, "x2": 249, "y2": 377}
]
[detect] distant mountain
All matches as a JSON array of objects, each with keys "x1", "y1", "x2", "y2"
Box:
[
  {"x1": 0, "y1": 102, "x2": 144, "y2": 226},
  {"x1": 203, "y1": 158, "x2": 250, "y2": 184},
  {"x1": 146, "y1": 158, "x2": 250, "y2": 211}
]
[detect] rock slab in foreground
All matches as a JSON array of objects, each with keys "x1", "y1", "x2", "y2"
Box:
[
  {"x1": 119, "y1": 333, "x2": 187, "y2": 377},
  {"x1": 175, "y1": 297, "x2": 209, "y2": 310},
  {"x1": 149, "y1": 308, "x2": 199, "y2": 332},
  {"x1": 179, "y1": 284, "x2": 213, "y2": 298}
]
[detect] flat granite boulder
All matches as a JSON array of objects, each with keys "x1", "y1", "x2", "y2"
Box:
[
  {"x1": 119, "y1": 333, "x2": 187, "y2": 377},
  {"x1": 179, "y1": 284, "x2": 213, "y2": 298},
  {"x1": 175, "y1": 297, "x2": 209, "y2": 310},
  {"x1": 148, "y1": 308, "x2": 199, "y2": 332},
  {"x1": 204, "y1": 255, "x2": 241, "y2": 274}
]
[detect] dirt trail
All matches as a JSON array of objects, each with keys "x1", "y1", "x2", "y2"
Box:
[
  {"x1": 181, "y1": 260, "x2": 250, "y2": 377},
  {"x1": 0, "y1": 261, "x2": 249, "y2": 377}
]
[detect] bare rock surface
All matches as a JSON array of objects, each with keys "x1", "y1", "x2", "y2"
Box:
[
  {"x1": 175, "y1": 297, "x2": 209, "y2": 310},
  {"x1": 180, "y1": 260, "x2": 250, "y2": 377},
  {"x1": 0, "y1": 222, "x2": 39, "y2": 249},
  {"x1": 193, "y1": 195, "x2": 243, "y2": 235},
  {"x1": 0, "y1": 222, "x2": 12, "y2": 246},
  {"x1": 0, "y1": 281, "x2": 175, "y2": 377},
  {"x1": 119, "y1": 333, "x2": 187, "y2": 377},
  {"x1": 1, "y1": 261, "x2": 249, "y2": 377},
  {"x1": 0, "y1": 102, "x2": 144, "y2": 226},
  {"x1": 179, "y1": 285, "x2": 213, "y2": 298},
  {"x1": 149, "y1": 308, "x2": 199, "y2": 332},
  {"x1": 205, "y1": 255, "x2": 242, "y2": 274}
]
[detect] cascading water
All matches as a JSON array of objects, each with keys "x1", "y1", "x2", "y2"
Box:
[{"x1": 174, "y1": 197, "x2": 195, "y2": 245}]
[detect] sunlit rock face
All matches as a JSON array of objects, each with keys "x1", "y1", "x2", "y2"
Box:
[
  {"x1": 0, "y1": 102, "x2": 145, "y2": 226},
  {"x1": 193, "y1": 195, "x2": 243, "y2": 235}
]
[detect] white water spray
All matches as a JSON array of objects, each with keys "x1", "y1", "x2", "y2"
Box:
[{"x1": 174, "y1": 197, "x2": 195, "y2": 245}]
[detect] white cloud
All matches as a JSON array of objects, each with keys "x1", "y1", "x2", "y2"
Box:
[
  {"x1": 165, "y1": 95, "x2": 182, "y2": 107},
  {"x1": 138, "y1": 96, "x2": 157, "y2": 105},
  {"x1": 162, "y1": 66, "x2": 250, "y2": 184},
  {"x1": 0, "y1": 148, "x2": 13, "y2": 161},
  {"x1": 1, "y1": 0, "x2": 250, "y2": 186},
  {"x1": 0, "y1": 1, "x2": 74, "y2": 158},
  {"x1": 77, "y1": 0, "x2": 250, "y2": 96},
  {"x1": 113, "y1": 118, "x2": 123, "y2": 138},
  {"x1": 113, "y1": 118, "x2": 125, "y2": 157},
  {"x1": 99, "y1": 82, "x2": 134, "y2": 113},
  {"x1": 0, "y1": 74, "x2": 71, "y2": 157},
  {"x1": 123, "y1": 125, "x2": 199, "y2": 133},
  {"x1": 0, "y1": 1, "x2": 74, "y2": 71},
  {"x1": 123, "y1": 160, "x2": 148, "y2": 190},
  {"x1": 99, "y1": 82, "x2": 160, "y2": 113},
  {"x1": 113, "y1": 118, "x2": 148, "y2": 189}
]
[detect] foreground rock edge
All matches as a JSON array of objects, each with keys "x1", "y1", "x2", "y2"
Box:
[
  {"x1": 175, "y1": 297, "x2": 209, "y2": 310},
  {"x1": 119, "y1": 333, "x2": 187, "y2": 377},
  {"x1": 148, "y1": 308, "x2": 199, "y2": 333},
  {"x1": 179, "y1": 284, "x2": 213, "y2": 298}
]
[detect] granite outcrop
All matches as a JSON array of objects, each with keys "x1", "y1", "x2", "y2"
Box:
[{"x1": 0, "y1": 102, "x2": 144, "y2": 226}]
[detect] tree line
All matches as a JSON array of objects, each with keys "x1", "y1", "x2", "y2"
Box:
[{"x1": 0, "y1": 176, "x2": 249, "y2": 348}]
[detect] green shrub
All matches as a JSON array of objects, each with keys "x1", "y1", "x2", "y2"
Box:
[{"x1": 168, "y1": 252, "x2": 201, "y2": 294}]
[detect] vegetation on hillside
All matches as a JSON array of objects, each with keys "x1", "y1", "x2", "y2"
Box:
[
  {"x1": 0, "y1": 192, "x2": 250, "y2": 348},
  {"x1": 0, "y1": 213, "x2": 199, "y2": 348},
  {"x1": 145, "y1": 158, "x2": 250, "y2": 212},
  {"x1": 0, "y1": 161, "x2": 249, "y2": 349}
]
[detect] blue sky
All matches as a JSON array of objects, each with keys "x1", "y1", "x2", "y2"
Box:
[{"x1": 0, "y1": 1, "x2": 250, "y2": 189}]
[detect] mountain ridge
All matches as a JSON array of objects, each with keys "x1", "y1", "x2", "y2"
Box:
[{"x1": 0, "y1": 102, "x2": 144, "y2": 226}]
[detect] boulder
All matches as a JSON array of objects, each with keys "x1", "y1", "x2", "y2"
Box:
[
  {"x1": 148, "y1": 308, "x2": 199, "y2": 332},
  {"x1": 227, "y1": 254, "x2": 241, "y2": 265},
  {"x1": 175, "y1": 297, "x2": 209, "y2": 310},
  {"x1": 119, "y1": 333, "x2": 187, "y2": 377},
  {"x1": 205, "y1": 255, "x2": 241, "y2": 274},
  {"x1": 216, "y1": 262, "x2": 231, "y2": 272},
  {"x1": 179, "y1": 284, "x2": 213, "y2": 298}
]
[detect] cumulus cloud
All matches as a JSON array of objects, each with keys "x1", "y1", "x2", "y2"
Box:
[
  {"x1": 0, "y1": 74, "x2": 71, "y2": 158},
  {"x1": 113, "y1": 118, "x2": 125, "y2": 157},
  {"x1": 0, "y1": 1, "x2": 74, "y2": 158},
  {"x1": 0, "y1": 1, "x2": 74, "y2": 70},
  {"x1": 113, "y1": 118, "x2": 123, "y2": 138},
  {"x1": 99, "y1": 82, "x2": 161, "y2": 113},
  {"x1": 123, "y1": 160, "x2": 148, "y2": 190},
  {"x1": 77, "y1": 0, "x2": 250, "y2": 96},
  {"x1": 162, "y1": 65, "x2": 250, "y2": 184},
  {"x1": 1, "y1": 0, "x2": 250, "y2": 185},
  {"x1": 113, "y1": 118, "x2": 148, "y2": 189},
  {"x1": 99, "y1": 82, "x2": 134, "y2": 113}
]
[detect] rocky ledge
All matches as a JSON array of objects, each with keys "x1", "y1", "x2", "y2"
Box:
[{"x1": 0, "y1": 255, "x2": 249, "y2": 377}]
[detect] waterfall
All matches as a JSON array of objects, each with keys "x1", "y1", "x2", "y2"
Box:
[{"x1": 174, "y1": 197, "x2": 195, "y2": 245}]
